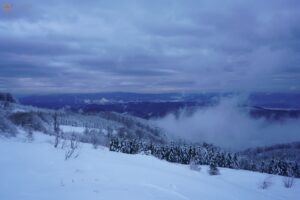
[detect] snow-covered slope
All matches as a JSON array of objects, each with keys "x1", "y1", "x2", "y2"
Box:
[
  {"x1": 0, "y1": 133, "x2": 299, "y2": 200},
  {"x1": 0, "y1": 101, "x2": 167, "y2": 144}
]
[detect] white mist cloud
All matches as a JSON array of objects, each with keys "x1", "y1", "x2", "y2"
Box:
[{"x1": 154, "y1": 97, "x2": 300, "y2": 150}]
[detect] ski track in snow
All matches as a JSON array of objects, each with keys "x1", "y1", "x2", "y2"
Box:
[{"x1": 141, "y1": 184, "x2": 190, "y2": 200}]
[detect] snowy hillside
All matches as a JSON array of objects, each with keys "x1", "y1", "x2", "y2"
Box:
[
  {"x1": 0, "y1": 101, "x2": 167, "y2": 144},
  {"x1": 0, "y1": 133, "x2": 298, "y2": 200}
]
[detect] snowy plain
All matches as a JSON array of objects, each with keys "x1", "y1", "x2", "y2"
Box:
[{"x1": 0, "y1": 132, "x2": 299, "y2": 200}]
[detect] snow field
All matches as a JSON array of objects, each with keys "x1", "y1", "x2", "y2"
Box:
[{"x1": 0, "y1": 133, "x2": 299, "y2": 200}]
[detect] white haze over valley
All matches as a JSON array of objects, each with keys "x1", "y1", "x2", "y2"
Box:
[{"x1": 155, "y1": 97, "x2": 300, "y2": 150}]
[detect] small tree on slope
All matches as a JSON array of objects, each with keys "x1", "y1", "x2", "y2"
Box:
[{"x1": 209, "y1": 158, "x2": 220, "y2": 175}]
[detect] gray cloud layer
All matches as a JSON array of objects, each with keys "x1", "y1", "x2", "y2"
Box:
[{"x1": 1, "y1": 0, "x2": 300, "y2": 93}]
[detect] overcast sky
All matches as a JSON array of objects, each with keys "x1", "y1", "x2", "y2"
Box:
[{"x1": 0, "y1": 0, "x2": 300, "y2": 94}]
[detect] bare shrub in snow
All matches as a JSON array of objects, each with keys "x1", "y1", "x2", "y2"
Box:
[
  {"x1": 53, "y1": 113, "x2": 61, "y2": 148},
  {"x1": 65, "y1": 134, "x2": 80, "y2": 160},
  {"x1": 60, "y1": 139, "x2": 67, "y2": 149},
  {"x1": 91, "y1": 132, "x2": 99, "y2": 149},
  {"x1": 283, "y1": 176, "x2": 295, "y2": 188},
  {"x1": 259, "y1": 176, "x2": 272, "y2": 189},
  {"x1": 54, "y1": 132, "x2": 60, "y2": 148},
  {"x1": 26, "y1": 128, "x2": 34, "y2": 142},
  {"x1": 84, "y1": 126, "x2": 89, "y2": 136}
]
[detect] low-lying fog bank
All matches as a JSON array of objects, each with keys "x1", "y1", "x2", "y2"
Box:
[{"x1": 154, "y1": 97, "x2": 300, "y2": 150}]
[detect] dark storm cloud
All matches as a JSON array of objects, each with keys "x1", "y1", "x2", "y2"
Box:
[{"x1": 0, "y1": 0, "x2": 300, "y2": 93}]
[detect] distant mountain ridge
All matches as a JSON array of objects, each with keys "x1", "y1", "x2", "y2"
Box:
[{"x1": 18, "y1": 92, "x2": 300, "y2": 119}]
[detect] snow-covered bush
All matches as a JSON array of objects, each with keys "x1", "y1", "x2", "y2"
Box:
[
  {"x1": 258, "y1": 176, "x2": 272, "y2": 189},
  {"x1": 282, "y1": 169, "x2": 295, "y2": 188},
  {"x1": 189, "y1": 160, "x2": 201, "y2": 172},
  {"x1": 91, "y1": 132, "x2": 99, "y2": 149},
  {"x1": 208, "y1": 159, "x2": 220, "y2": 175},
  {"x1": 283, "y1": 173, "x2": 295, "y2": 188},
  {"x1": 26, "y1": 128, "x2": 34, "y2": 142},
  {"x1": 9, "y1": 112, "x2": 48, "y2": 133},
  {"x1": 0, "y1": 113, "x2": 17, "y2": 137}
]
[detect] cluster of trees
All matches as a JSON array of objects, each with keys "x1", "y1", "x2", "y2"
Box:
[
  {"x1": 110, "y1": 138, "x2": 238, "y2": 167},
  {"x1": 109, "y1": 138, "x2": 300, "y2": 178},
  {"x1": 0, "y1": 113, "x2": 17, "y2": 137},
  {"x1": 240, "y1": 158, "x2": 300, "y2": 177},
  {"x1": 49, "y1": 112, "x2": 166, "y2": 145},
  {"x1": 99, "y1": 112, "x2": 166, "y2": 143},
  {"x1": 242, "y1": 142, "x2": 300, "y2": 163},
  {"x1": 0, "y1": 93, "x2": 17, "y2": 104}
]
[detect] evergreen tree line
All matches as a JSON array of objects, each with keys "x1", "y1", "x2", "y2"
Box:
[{"x1": 109, "y1": 138, "x2": 300, "y2": 178}]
